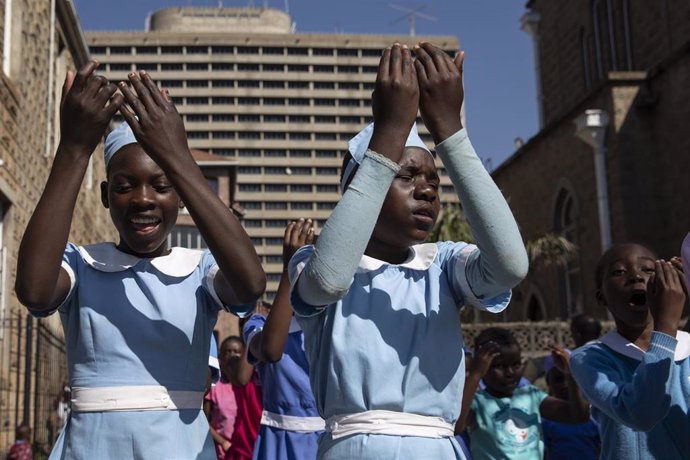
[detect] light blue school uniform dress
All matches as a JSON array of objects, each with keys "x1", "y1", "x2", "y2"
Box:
[
  {"x1": 288, "y1": 242, "x2": 511, "y2": 460},
  {"x1": 243, "y1": 314, "x2": 323, "y2": 459},
  {"x1": 29, "y1": 242, "x2": 252, "y2": 460}
]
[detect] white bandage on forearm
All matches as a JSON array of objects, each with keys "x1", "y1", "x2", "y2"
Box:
[
  {"x1": 436, "y1": 130, "x2": 528, "y2": 298},
  {"x1": 297, "y1": 150, "x2": 400, "y2": 306}
]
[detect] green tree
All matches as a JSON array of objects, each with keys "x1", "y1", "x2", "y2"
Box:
[{"x1": 427, "y1": 205, "x2": 579, "y2": 322}]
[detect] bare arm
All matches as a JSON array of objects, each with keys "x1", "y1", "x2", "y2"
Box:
[
  {"x1": 15, "y1": 61, "x2": 122, "y2": 311},
  {"x1": 539, "y1": 346, "x2": 590, "y2": 424},
  {"x1": 203, "y1": 400, "x2": 231, "y2": 451},
  {"x1": 118, "y1": 72, "x2": 265, "y2": 305},
  {"x1": 249, "y1": 219, "x2": 314, "y2": 363},
  {"x1": 455, "y1": 343, "x2": 499, "y2": 433}
]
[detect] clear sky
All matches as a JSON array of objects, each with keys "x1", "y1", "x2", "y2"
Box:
[{"x1": 73, "y1": 0, "x2": 538, "y2": 167}]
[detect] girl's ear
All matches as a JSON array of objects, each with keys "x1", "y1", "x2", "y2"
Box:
[
  {"x1": 100, "y1": 181, "x2": 109, "y2": 209},
  {"x1": 179, "y1": 200, "x2": 185, "y2": 209},
  {"x1": 595, "y1": 288, "x2": 606, "y2": 306}
]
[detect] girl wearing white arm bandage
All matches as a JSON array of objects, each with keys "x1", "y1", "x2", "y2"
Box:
[{"x1": 288, "y1": 43, "x2": 528, "y2": 460}]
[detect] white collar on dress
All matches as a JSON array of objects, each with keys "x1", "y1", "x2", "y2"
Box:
[
  {"x1": 356, "y1": 243, "x2": 438, "y2": 272},
  {"x1": 77, "y1": 242, "x2": 203, "y2": 277},
  {"x1": 599, "y1": 330, "x2": 690, "y2": 362}
]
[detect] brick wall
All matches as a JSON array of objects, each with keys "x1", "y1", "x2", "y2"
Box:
[{"x1": 0, "y1": 0, "x2": 116, "y2": 451}]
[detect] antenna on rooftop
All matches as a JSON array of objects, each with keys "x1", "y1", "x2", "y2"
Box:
[{"x1": 389, "y1": 3, "x2": 437, "y2": 36}]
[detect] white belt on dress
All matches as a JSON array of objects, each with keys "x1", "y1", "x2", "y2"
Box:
[
  {"x1": 260, "y1": 410, "x2": 325, "y2": 432},
  {"x1": 71, "y1": 385, "x2": 204, "y2": 412},
  {"x1": 326, "y1": 410, "x2": 455, "y2": 440}
]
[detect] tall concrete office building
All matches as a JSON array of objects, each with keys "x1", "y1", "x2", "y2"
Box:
[{"x1": 87, "y1": 7, "x2": 460, "y2": 298}]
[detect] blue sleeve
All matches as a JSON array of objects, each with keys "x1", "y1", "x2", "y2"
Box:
[
  {"x1": 437, "y1": 242, "x2": 511, "y2": 313},
  {"x1": 435, "y1": 129, "x2": 528, "y2": 299},
  {"x1": 570, "y1": 332, "x2": 677, "y2": 431},
  {"x1": 200, "y1": 250, "x2": 254, "y2": 317},
  {"x1": 288, "y1": 245, "x2": 330, "y2": 317},
  {"x1": 28, "y1": 242, "x2": 79, "y2": 318},
  {"x1": 243, "y1": 314, "x2": 267, "y2": 365}
]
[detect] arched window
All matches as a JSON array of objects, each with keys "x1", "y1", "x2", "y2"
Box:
[{"x1": 554, "y1": 189, "x2": 581, "y2": 318}]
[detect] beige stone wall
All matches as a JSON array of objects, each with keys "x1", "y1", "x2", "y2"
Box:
[
  {"x1": 0, "y1": 0, "x2": 116, "y2": 451},
  {"x1": 494, "y1": 1, "x2": 690, "y2": 321}
]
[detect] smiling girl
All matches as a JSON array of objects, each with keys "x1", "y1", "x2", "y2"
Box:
[{"x1": 15, "y1": 62, "x2": 265, "y2": 459}]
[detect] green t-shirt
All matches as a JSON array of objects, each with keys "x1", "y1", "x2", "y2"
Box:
[{"x1": 469, "y1": 385, "x2": 548, "y2": 460}]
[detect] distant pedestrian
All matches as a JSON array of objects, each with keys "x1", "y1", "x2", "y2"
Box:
[
  {"x1": 8, "y1": 423, "x2": 33, "y2": 460},
  {"x1": 569, "y1": 314, "x2": 602, "y2": 348}
]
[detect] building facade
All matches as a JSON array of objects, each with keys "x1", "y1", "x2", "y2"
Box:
[
  {"x1": 492, "y1": 0, "x2": 690, "y2": 321},
  {"x1": 0, "y1": 0, "x2": 118, "y2": 453},
  {"x1": 86, "y1": 6, "x2": 460, "y2": 299}
]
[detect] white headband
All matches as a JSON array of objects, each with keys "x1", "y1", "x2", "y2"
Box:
[
  {"x1": 340, "y1": 122, "x2": 431, "y2": 191},
  {"x1": 104, "y1": 121, "x2": 137, "y2": 169}
]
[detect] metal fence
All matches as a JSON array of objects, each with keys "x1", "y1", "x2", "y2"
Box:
[{"x1": 0, "y1": 312, "x2": 67, "y2": 459}]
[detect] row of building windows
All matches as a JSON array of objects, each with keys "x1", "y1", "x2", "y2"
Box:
[
  {"x1": 166, "y1": 95, "x2": 372, "y2": 108},
  {"x1": 90, "y1": 45, "x2": 387, "y2": 58},
  {"x1": 184, "y1": 113, "x2": 371, "y2": 126},
  {"x1": 236, "y1": 182, "x2": 453, "y2": 193},
  {"x1": 241, "y1": 201, "x2": 338, "y2": 211},
  {"x1": 139, "y1": 78, "x2": 374, "y2": 91},
  {"x1": 249, "y1": 230, "x2": 327, "y2": 249},
  {"x1": 106, "y1": 62, "x2": 379, "y2": 74},
  {"x1": 238, "y1": 183, "x2": 339, "y2": 193},
  {"x1": 186, "y1": 130, "x2": 375, "y2": 142},
  {"x1": 234, "y1": 149, "x2": 343, "y2": 158},
  {"x1": 238, "y1": 166, "x2": 340, "y2": 176},
  {"x1": 244, "y1": 218, "x2": 332, "y2": 229}
]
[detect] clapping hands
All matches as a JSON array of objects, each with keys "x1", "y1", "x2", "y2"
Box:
[{"x1": 370, "y1": 42, "x2": 465, "y2": 161}]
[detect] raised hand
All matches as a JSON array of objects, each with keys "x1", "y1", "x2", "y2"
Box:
[
  {"x1": 649, "y1": 260, "x2": 686, "y2": 337},
  {"x1": 118, "y1": 71, "x2": 190, "y2": 168},
  {"x1": 368, "y1": 43, "x2": 419, "y2": 163},
  {"x1": 283, "y1": 219, "x2": 314, "y2": 270},
  {"x1": 469, "y1": 341, "x2": 500, "y2": 378},
  {"x1": 414, "y1": 42, "x2": 464, "y2": 144},
  {"x1": 549, "y1": 345, "x2": 572, "y2": 375},
  {"x1": 60, "y1": 60, "x2": 122, "y2": 156}
]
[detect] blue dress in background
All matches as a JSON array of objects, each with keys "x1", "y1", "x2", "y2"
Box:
[
  {"x1": 244, "y1": 314, "x2": 322, "y2": 459},
  {"x1": 30, "y1": 243, "x2": 251, "y2": 460}
]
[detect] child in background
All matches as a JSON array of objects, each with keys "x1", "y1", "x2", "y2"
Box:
[
  {"x1": 569, "y1": 314, "x2": 602, "y2": 348},
  {"x1": 570, "y1": 243, "x2": 689, "y2": 459},
  {"x1": 244, "y1": 218, "x2": 322, "y2": 460},
  {"x1": 8, "y1": 424, "x2": 32, "y2": 460},
  {"x1": 288, "y1": 42, "x2": 529, "y2": 459},
  {"x1": 229, "y1": 335, "x2": 264, "y2": 460},
  {"x1": 542, "y1": 356, "x2": 600, "y2": 460},
  {"x1": 456, "y1": 328, "x2": 590, "y2": 460},
  {"x1": 15, "y1": 63, "x2": 265, "y2": 459},
  {"x1": 205, "y1": 336, "x2": 261, "y2": 460}
]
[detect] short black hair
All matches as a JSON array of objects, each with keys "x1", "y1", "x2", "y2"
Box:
[
  {"x1": 594, "y1": 243, "x2": 657, "y2": 289},
  {"x1": 220, "y1": 335, "x2": 243, "y2": 350},
  {"x1": 570, "y1": 313, "x2": 601, "y2": 337},
  {"x1": 474, "y1": 327, "x2": 519, "y2": 350}
]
